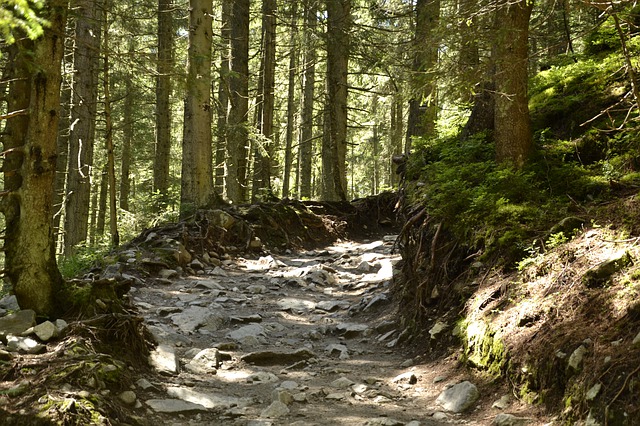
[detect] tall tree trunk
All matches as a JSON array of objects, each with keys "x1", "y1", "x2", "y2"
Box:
[
  {"x1": 2, "y1": 0, "x2": 68, "y2": 317},
  {"x1": 252, "y1": 0, "x2": 278, "y2": 201},
  {"x1": 227, "y1": 0, "x2": 250, "y2": 204},
  {"x1": 181, "y1": 0, "x2": 216, "y2": 216},
  {"x1": 96, "y1": 165, "x2": 108, "y2": 238},
  {"x1": 406, "y1": 0, "x2": 440, "y2": 148},
  {"x1": 282, "y1": 2, "x2": 299, "y2": 199},
  {"x1": 120, "y1": 77, "x2": 133, "y2": 211},
  {"x1": 494, "y1": 0, "x2": 533, "y2": 167},
  {"x1": 154, "y1": 0, "x2": 173, "y2": 207},
  {"x1": 53, "y1": 60, "x2": 72, "y2": 247},
  {"x1": 215, "y1": 0, "x2": 231, "y2": 194},
  {"x1": 325, "y1": 0, "x2": 350, "y2": 201},
  {"x1": 299, "y1": 0, "x2": 317, "y2": 199},
  {"x1": 64, "y1": 0, "x2": 104, "y2": 255},
  {"x1": 391, "y1": 91, "x2": 403, "y2": 186},
  {"x1": 103, "y1": 8, "x2": 119, "y2": 246}
]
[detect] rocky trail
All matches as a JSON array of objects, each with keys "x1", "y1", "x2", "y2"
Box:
[
  {"x1": 121, "y1": 235, "x2": 549, "y2": 426},
  {"x1": 0, "y1": 196, "x2": 557, "y2": 426}
]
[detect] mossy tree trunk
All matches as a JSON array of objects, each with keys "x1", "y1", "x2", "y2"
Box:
[
  {"x1": 2, "y1": 0, "x2": 68, "y2": 317},
  {"x1": 493, "y1": 0, "x2": 533, "y2": 167}
]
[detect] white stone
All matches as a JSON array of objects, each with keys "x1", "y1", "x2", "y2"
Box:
[
  {"x1": 429, "y1": 321, "x2": 448, "y2": 339},
  {"x1": 568, "y1": 345, "x2": 588, "y2": 371},
  {"x1": 493, "y1": 414, "x2": 529, "y2": 426},
  {"x1": 145, "y1": 399, "x2": 207, "y2": 413},
  {"x1": 149, "y1": 344, "x2": 179, "y2": 374},
  {"x1": 169, "y1": 306, "x2": 212, "y2": 334},
  {"x1": 33, "y1": 321, "x2": 57, "y2": 342},
  {"x1": 227, "y1": 324, "x2": 265, "y2": 341},
  {"x1": 435, "y1": 381, "x2": 480, "y2": 413},
  {"x1": 118, "y1": 391, "x2": 137, "y2": 405},
  {"x1": 586, "y1": 383, "x2": 602, "y2": 401},
  {"x1": 331, "y1": 377, "x2": 355, "y2": 388},
  {"x1": 260, "y1": 401, "x2": 289, "y2": 418}
]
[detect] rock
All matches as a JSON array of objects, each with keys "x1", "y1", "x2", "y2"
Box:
[
  {"x1": 176, "y1": 243, "x2": 192, "y2": 265},
  {"x1": 206, "y1": 209, "x2": 236, "y2": 229},
  {"x1": 145, "y1": 399, "x2": 207, "y2": 413},
  {"x1": 169, "y1": 306, "x2": 212, "y2": 334},
  {"x1": 315, "y1": 300, "x2": 349, "y2": 312},
  {"x1": 276, "y1": 297, "x2": 316, "y2": 312},
  {"x1": 186, "y1": 348, "x2": 221, "y2": 374},
  {"x1": 429, "y1": 321, "x2": 447, "y2": 339},
  {"x1": 33, "y1": 321, "x2": 57, "y2": 342},
  {"x1": 272, "y1": 389, "x2": 294, "y2": 405},
  {"x1": 167, "y1": 386, "x2": 249, "y2": 409},
  {"x1": 325, "y1": 344, "x2": 349, "y2": 359},
  {"x1": 391, "y1": 372, "x2": 417, "y2": 385},
  {"x1": 136, "y1": 378, "x2": 154, "y2": 390},
  {"x1": 55, "y1": 319, "x2": 68, "y2": 334},
  {"x1": 352, "y1": 383, "x2": 367, "y2": 394},
  {"x1": 279, "y1": 380, "x2": 299, "y2": 390},
  {"x1": 493, "y1": 413, "x2": 529, "y2": 426},
  {"x1": 436, "y1": 381, "x2": 480, "y2": 413},
  {"x1": 0, "y1": 310, "x2": 36, "y2": 339},
  {"x1": 632, "y1": 331, "x2": 640, "y2": 347},
  {"x1": 158, "y1": 269, "x2": 179, "y2": 279},
  {"x1": 364, "y1": 418, "x2": 404, "y2": 426},
  {"x1": 227, "y1": 324, "x2": 265, "y2": 341},
  {"x1": 586, "y1": 383, "x2": 602, "y2": 401},
  {"x1": 363, "y1": 293, "x2": 389, "y2": 311},
  {"x1": 247, "y1": 284, "x2": 267, "y2": 294},
  {"x1": 583, "y1": 252, "x2": 633, "y2": 288},
  {"x1": 568, "y1": 345, "x2": 588, "y2": 371},
  {"x1": 119, "y1": 391, "x2": 137, "y2": 405},
  {"x1": 492, "y1": 394, "x2": 511, "y2": 409},
  {"x1": 6, "y1": 335, "x2": 45, "y2": 354},
  {"x1": 149, "y1": 344, "x2": 179, "y2": 374},
  {"x1": 331, "y1": 377, "x2": 355, "y2": 388},
  {"x1": 230, "y1": 314, "x2": 262, "y2": 324},
  {"x1": 335, "y1": 323, "x2": 369, "y2": 338},
  {"x1": 100, "y1": 263, "x2": 123, "y2": 280},
  {"x1": 248, "y1": 372, "x2": 279, "y2": 383},
  {"x1": 0, "y1": 295, "x2": 19, "y2": 311},
  {"x1": 249, "y1": 237, "x2": 263, "y2": 250},
  {"x1": 241, "y1": 349, "x2": 315, "y2": 366},
  {"x1": 261, "y1": 401, "x2": 289, "y2": 418},
  {"x1": 324, "y1": 392, "x2": 346, "y2": 400},
  {"x1": 433, "y1": 412, "x2": 449, "y2": 421}
]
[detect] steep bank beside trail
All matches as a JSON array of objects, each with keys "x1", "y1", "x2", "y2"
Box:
[{"x1": 392, "y1": 190, "x2": 640, "y2": 425}]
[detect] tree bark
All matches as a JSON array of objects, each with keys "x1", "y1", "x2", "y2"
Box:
[
  {"x1": 299, "y1": 0, "x2": 317, "y2": 199},
  {"x1": 103, "y1": 8, "x2": 119, "y2": 246},
  {"x1": 153, "y1": 0, "x2": 173, "y2": 207},
  {"x1": 252, "y1": 0, "x2": 278, "y2": 201},
  {"x1": 494, "y1": 0, "x2": 533, "y2": 167},
  {"x1": 215, "y1": 0, "x2": 231, "y2": 194},
  {"x1": 282, "y1": 2, "x2": 299, "y2": 199},
  {"x1": 227, "y1": 0, "x2": 250, "y2": 204},
  {"x1": 64, "y1": 0, "x2": 104, "y2": 255},
  {"x1": 120, "y1": 77, "x2": 133, "y2": 211},
  {"x1": 181, "y1": 0, "x2": 215, "y2": 216},
  {"x1": 2, "y1": 0, "x2": 68, "y2": 317},
  {"x1": 406, "y1": 0, "x2": 440, "y2": 148},
  {"x1": 325, "y1": 0, "x2": 350, "y2": 201}
]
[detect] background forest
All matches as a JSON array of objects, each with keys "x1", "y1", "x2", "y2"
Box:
[{"x1": 1, "y1": 0, "x2": 639, "y2": 264}]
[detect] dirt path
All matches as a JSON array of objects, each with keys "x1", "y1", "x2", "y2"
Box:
[{"x1": 131, "y1": 235, "x2": 551, "y2": 426}]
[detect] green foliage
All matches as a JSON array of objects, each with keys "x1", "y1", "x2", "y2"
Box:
[
  {"x1": 407, "y1": 133, "x2": 550, "y2": 262},
  {"x1": 0, "y1": 0, "x2": 46, "y2": 44},
  {"x1": 584, "y1": 16, "x2": 621, "y2": 56},
  {"x1": 58, "y1": 243, "x2": 112, "y2": 279}
]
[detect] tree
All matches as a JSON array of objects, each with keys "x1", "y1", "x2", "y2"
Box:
[
  {"x1": 324, "y1": 0, "x2": 351, "y2": 201},
  {"x1": 153, "y1": 0, "x2": 173, "y2": 207},
  {"x1": 493, "y1": 0, "x2": 534, "y2": 167},
  {"x1": 215, "y1": 0, "x2": 232, "y2": 194},
  {"x1": 64, "y1": 0, "x2": 104, "y2": 254},
  {"x1": 2, "y1": 0, "x2": 68, "y2": 316},
  {"x1": 282, "y1": 1, "x2": 299, "y2": 199},
  {"x1": 299, "y1": 0, "x2": 318, "y2": 199},
  {"x1": 252, "y1": 0, "x2": 278, "y2": 201},
  {"x1": 227, "y1": 0, "x2": 250, "y2": 204},
  {"x1": 406, "y1": 0, "x2": 440, "y2": 146},
  {"x1": 180, "y1": 0, "x2": 217, "y2": 216}
]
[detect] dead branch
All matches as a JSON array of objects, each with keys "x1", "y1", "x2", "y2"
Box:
[{"x1": 0, "y1": 109, "x2": 28, "y2": 120}]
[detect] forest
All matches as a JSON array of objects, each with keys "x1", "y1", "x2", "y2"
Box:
[{"x1": 1, "y1": 0, "x2": 640, "y2": 424}]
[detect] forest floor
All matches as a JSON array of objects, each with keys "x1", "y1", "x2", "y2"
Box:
[
  {"x1": 0, "y1": 231, "x2": 554, "y2": 426},
  {"x1": 2, "y1": 194, "x2": 639, "y2": 425}
]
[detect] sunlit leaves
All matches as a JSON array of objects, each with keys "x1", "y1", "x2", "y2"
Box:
[{"x1": 0, "y1": 0, "x2": 47, "y2": 44}]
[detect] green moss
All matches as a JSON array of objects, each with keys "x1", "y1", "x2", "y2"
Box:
[{"x1": 461, "y1": 319, "x2": 509, "y2": 377}]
